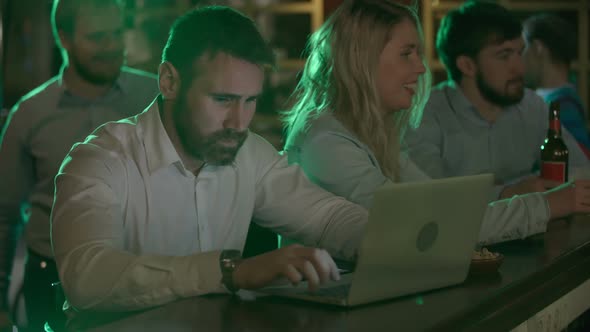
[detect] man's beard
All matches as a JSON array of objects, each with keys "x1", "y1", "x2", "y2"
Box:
[
  {"x1": 174, "y1": 102, "x2": 249, "y2": 166},
  {"x1": 476, "y1": 71, "x2": 524, "y2": 107},
  {"x1": 69, "y1": 51, "x2": 123, "y2": 85}
]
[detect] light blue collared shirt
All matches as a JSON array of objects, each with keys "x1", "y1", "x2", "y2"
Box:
[{"x1": 405, "y1": 81, "x2": 589, "y2": 198}]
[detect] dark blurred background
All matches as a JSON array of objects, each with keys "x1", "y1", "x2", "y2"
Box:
[{"x1": 0, "y1": 0, "x2": 588, "y2": 148}]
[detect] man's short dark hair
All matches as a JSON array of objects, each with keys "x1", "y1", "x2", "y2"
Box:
[
  {"x1": 161, "y1": 6, "x2": 275, "y2": 83},
  {"x1": 51, "y1": 0, "x2": 123, "y2": 41},
  {"x1": 436, "y1": 0, "x2": 522, "y2": 83},
  {"x1": 523, "y1": 13, "x2": 577, "y2": 65},
  {"x1": 51, "y1": 0, "x2": 124, "y2": 64}
]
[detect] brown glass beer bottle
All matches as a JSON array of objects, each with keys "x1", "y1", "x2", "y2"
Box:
[{"x1": 540, "y1": 101, "x2": 569, "y2": 183}]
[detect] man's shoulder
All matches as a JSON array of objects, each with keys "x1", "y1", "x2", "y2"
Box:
[
  {"x1": 422, "y1": 81, "x2": 454, "y2": 115},
  {"x1": 518, "y1": 88, "x2": 546, "y2": 113},
  {"x1": 60, "y1": 120, "x2": 136, "y2": 178},
  {"x1": 522, "y1": 88, "x2": 544, "y2": 103},
  {"x1": 119, "y1": 67, "x2": 159, "y2": 92},
  {"x1": 120, "y1": 66, "x2": 157, "y2": 80},
  {"x1": 242, "y1": 131, "x2": 277, "y2": 154},
  {"x1": 427, "y1": 81, "x2": 453, "y2": 103},
  {"x1": 96, "y1": 113, "x2": 143, "y2": 144},
  {"x1": 4, "y1": 77, "x2": 62, "y2": 133},
  {"x1": 430, "y1": 80, "x2": 453, "y2": 93},
  {"x1": 72, "y1": 115, "x2": 141, "y2": 157},
  {"x1": 236, "y1": 131, "x2": 283, "y2": 167},
  {"x1": 11, "y1": 76, "x2": 62, "y2": 114}
]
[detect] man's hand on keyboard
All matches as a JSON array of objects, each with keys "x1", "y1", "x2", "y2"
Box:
[{"x1": 233, "y1": 244, "x2": 341, "y2": 292}]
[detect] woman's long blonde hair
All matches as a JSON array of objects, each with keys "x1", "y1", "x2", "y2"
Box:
[{"x1": 283, "y1": 0, "x2": 431, "y2": 181}]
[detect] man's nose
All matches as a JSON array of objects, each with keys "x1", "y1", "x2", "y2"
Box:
[{"x1": 223, "y1": 103, "x2": 244, "y2": 130}]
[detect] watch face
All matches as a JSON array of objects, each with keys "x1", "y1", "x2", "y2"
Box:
[
  {"x1": 221, "y1": 250, "x2": 242, "y2": 292},
  {"x1": 223, "y1": 258, "x2": 236, "y2": 269}
]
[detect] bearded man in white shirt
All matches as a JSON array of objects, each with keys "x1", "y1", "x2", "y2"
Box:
[{"x1": 50, "y1": 6, "x2": 367, "y2": 313}]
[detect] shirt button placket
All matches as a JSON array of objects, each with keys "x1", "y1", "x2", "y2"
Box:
[
  {"x1": 195, "y1": 176, "x2": 210, "y2": 251},
  {"x1": 194, "y1": 177, "x2": 202, "y2": 251}
]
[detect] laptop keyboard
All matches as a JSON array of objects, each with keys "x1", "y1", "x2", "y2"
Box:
[
  {"x1": 272, "y1": 283, "x2": 351, "y2": 297},
  {"x1": 261, "y1": 275, "x2": 353, "y2": 300},
  {"x1": 310, "y1": 284, "x2": 351, "y2": 297}
]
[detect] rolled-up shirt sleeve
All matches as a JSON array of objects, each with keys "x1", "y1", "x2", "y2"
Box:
[
  {"x1": 478, "y1": 193, "x2": 550, "y2": 245},
  {"x1": 51, "y1": 141, "x2": 224, "y2": 312},
  {"x1": 399, "y1": 156, "x2": 551, "y2": 245},
  {"x1": 251, "y1": 140, "x2": 368, "y2": 261}
]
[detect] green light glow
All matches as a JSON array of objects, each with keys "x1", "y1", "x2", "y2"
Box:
[{"x1": 415, "y1": 296, "x2": 424, "y2": 305}]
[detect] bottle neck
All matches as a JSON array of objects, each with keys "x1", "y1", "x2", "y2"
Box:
[{"x1": 548, "y1": 111, "x2": 561, "y2": 138}]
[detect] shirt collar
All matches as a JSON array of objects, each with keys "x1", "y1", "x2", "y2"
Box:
[
  {"x1": 57, "y1": 64, "x2": 126, "y2": 99},
  {"x1": 443, "y1": 81, "x2": 477, "y2": 115},
  {"x1": 443, "y1": 81, "x2": 514, "y2": 124},
  {"x1": 141, "y1": 97, "x2": 242, "y2": 175},
  {"x1": 139, "y1": 97, "x2": 184, "y2": 174}
]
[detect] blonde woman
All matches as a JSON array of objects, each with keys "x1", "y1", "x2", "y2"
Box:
[{"x1": 283, "y1": 0, "x2": 590, "y2": 245}]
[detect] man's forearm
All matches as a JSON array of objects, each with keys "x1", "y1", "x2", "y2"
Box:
[{"x1": 57, "y1": 246, "x2": 226, "y2": 312}]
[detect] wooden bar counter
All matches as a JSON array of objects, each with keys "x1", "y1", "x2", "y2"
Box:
[{"x1": 64, "y1": 216, "x2": 590, "y2": 332}]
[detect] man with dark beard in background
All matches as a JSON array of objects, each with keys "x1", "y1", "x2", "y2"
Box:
[
  {"x1": 0, "y1": 0, "x2": 157, "y2": 329},
  {"x1": 405, "y1": 0, "x2": 588, "y2": 202}
]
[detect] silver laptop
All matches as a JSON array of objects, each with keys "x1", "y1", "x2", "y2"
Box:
[{"x1": 258, "y1": 173, "x2": 493, "y2": 306}]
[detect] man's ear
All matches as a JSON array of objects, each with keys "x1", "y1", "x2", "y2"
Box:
[
  {"x1": 456, "y1": 55, "x2": 477, "y2": 79},
  {"x1": 158, "y1": 62, "x2": 181, "y2": 100}
]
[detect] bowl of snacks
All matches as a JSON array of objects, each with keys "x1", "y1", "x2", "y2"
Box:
[{"x1": 469, "y1": 248, "x2": 504, "y2": 275}]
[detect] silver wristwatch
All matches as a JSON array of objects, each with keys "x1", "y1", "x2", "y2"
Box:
[{"x1": 220, "y1": 250, "x2": 242, "y2": 293}]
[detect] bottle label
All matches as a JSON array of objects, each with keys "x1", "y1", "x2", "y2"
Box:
[{"x1": 541, "y1": 161, "x2": 567, "y2": 183}]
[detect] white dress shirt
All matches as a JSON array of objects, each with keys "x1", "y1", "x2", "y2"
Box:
[{"x1": 51, "y1": 99, "x2": 367, "y2": 311}]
